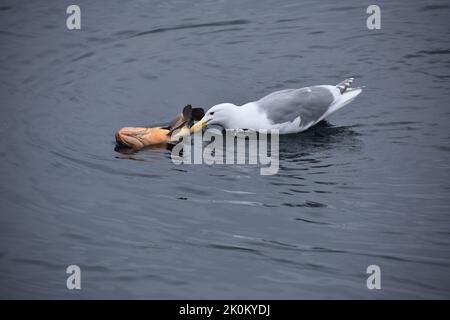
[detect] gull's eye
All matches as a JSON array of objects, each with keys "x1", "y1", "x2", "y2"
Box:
[{"x1": 209, "y1": 112, "x2": 215, "y2": 116}]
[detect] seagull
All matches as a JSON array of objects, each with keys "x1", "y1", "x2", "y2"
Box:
[{"x1": 191, "y1": 78, "x2": 362, "y2": 134}]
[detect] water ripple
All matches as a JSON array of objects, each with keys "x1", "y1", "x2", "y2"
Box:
[{"x1": 130, "y1": 19, "x2": 251, "y2": 38}]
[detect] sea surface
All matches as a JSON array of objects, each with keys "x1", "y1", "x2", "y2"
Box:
[{"x1": 0, "y1": 0, "x2": 449, "y2": 298}]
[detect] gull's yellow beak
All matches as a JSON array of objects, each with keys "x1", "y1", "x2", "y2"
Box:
[{"x1": 190, "y1": 119, "x2": 208, "y2": 133}]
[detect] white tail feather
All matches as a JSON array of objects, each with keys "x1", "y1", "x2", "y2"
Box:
[{"x1": 323, "y1": 87, "x2": 362, "y2": 119}]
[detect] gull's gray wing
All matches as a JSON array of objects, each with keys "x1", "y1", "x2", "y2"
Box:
[{"x1": 255, "y1": 86, "x2": 335, "y2": 127}]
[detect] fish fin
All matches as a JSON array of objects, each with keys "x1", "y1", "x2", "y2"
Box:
[
  {"x1": 185, "y1": 107, "x2": 205, "y2": 127},
  {"x1": 191, "y1": 108, "x2": 205, "y2": 121},
  {"x1": 163, "y1": 105, "x2": 203, "y2": 136},
  {"x1": 168, "y1": 105, "x2": 193, "y2": 135},
  {"x1": 167, "y1": 118, "x2": 186, "y2": 134},
  {"x1": 159, "y1": 105, "x2": 191, "y2": 130},
  {"x1": 164, "y1": 106, "x2": 190, "y2": 132},
  {"x1": 160, "y1": 115, "x2": 181, "y2": 130},
  {"x1": 182, "y1": 104, "x2": 193, "y2": 120}
]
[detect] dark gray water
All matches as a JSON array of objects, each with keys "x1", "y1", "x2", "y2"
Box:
[{"x1": 1, "y1": 0, "x2": 449, "y2": 299}]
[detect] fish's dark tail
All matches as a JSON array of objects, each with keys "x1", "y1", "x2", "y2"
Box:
[
  {"x1": 181, "y1": 104, "x2": 204, "y2": 128},
  {"x1": 167, "y1": 105, "x2": 205, "y2": 135}
]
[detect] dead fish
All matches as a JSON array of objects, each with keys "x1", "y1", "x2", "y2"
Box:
[{"x1": 115, "y1": 105, "x2": 204, "y2": 150}]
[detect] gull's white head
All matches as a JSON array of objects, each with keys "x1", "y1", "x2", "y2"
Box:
[{"x1": 191, "y1": 103, "x2": 237, "y2": 131}]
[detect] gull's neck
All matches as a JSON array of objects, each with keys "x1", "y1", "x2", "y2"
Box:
[{"x1": 223, "y1": 102, "x2": 268, "y2": 130}]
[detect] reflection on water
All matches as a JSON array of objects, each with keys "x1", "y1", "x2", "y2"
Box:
[
  {"x1": 0, "y1": 0, "x2": 450, "y2": 298},
  {"x1": 278, "y1": 121, "x2": 361, "y2": 158}
]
